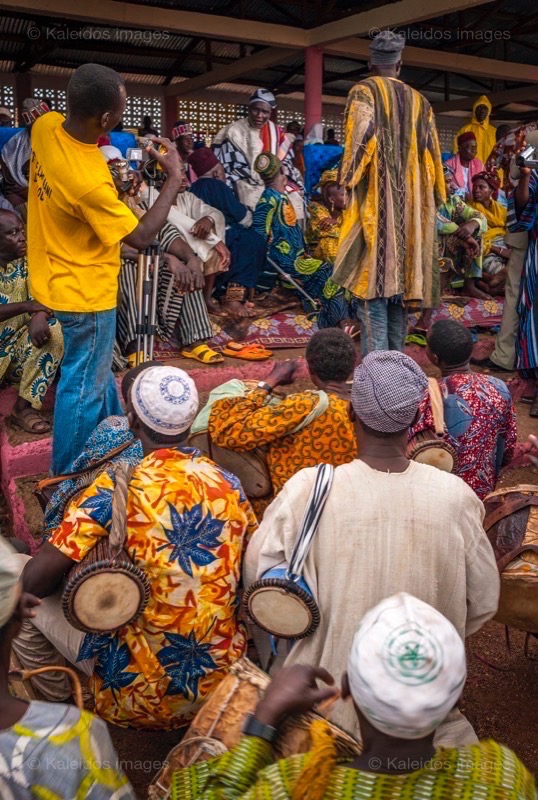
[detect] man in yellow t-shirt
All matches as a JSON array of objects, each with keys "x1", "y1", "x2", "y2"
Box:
[{"x1": 28, "y1": 63, "x2": 183, "y2": 474}]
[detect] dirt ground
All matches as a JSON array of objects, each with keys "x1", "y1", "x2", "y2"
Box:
[{"x1": 4, "y1": 338, "x2": 538, "y2": 796}]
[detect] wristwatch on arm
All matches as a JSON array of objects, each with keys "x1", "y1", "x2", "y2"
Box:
[
  {"x1": 241, "y1": 712, "x2": 279, "y2": 744},
  {"x1": 257, "y1": 381, "x2": 273, "y2": 394}
]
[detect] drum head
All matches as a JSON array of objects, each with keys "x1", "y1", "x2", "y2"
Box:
[
  {"x1": 68, "y1": 570, "x2": 146, "y2": 632},
  {"x1": 245, "y1": 579, "x2": 320, "y2": 639},
  {"x1": 413, "y1": 444, "x2": 454, "y2": 473}
]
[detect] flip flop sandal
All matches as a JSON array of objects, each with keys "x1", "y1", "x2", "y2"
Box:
[
  {"x1": 405, "y1": 333, "x2": 428, "y2": 347},
  {"x1": 180, "y1": 345, "x2": 224, "y2": 365},
  {"x1": 127, "y1": 351, "x2": 144, "y2": 368},
  {"x1": 221, "y1": 345, "x2": 272, "y2": 361},
  {"x1": 226, "y1": 342, "x2": 269, "y2": 353},
  {"x1": 9, "y1": 409, "x2": 51, "y2": 434},
  {"x1": 521, "y1": 396, "x2": 534, "y2": 405}
]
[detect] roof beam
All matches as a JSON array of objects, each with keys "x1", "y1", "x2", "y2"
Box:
[
  {"x1": 164, "y1": 46, "x2": 296, "y2": 97},
  {"x1": 309, "y1": 0, "x2": 494, "y2": 46},
  {"x1": 0, "y1": 0, "x2": 500, "y2": 51},
  {"x1": 433, "y1": 84, "x2": 538, "y2": 113},
  {"x1": 0, "y1": 0, "x2": 306, "y2": 48},
  {"x1": 325, "y1": 38, "x2": 538, "y2": 83}
]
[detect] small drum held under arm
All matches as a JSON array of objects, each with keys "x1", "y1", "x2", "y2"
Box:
[
  {"x1": 407, "y1": 377, "x2": 458, "y2": 473},
  {"x1": 61, "y1": 464, "x2": 150, "y2": 634}
]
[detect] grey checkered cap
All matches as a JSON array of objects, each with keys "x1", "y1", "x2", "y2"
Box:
[{"x1": 351, "y1": 351, "x2": 428, "y2": 433}]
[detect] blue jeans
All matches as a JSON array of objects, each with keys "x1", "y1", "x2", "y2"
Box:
[
  {"x1": 52, "y1": 310, "x2": 123, "y2": 475},
  {"x1": 357, "y1": 298, "x2": 407, "y2": 356}
]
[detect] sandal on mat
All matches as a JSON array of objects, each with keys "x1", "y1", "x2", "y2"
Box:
[
  {"x1": 9, "y1": 408, "x2": 51, "y2": 434},
  {"x1": 222, "y1": 343, "x2": 272, "y2": 361},
  {"x1": 180, "y1": 344, "x2": 224, "y2": 365}
]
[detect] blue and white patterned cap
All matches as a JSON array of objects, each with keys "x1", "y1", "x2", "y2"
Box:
[
  {"x1": 131, "y1": 366, "x2": 199, "y2": 435},
  {"x1": 351, "y1": 350, "x2": 428, "y2": 433},
  {"x1": 348, "y1": 593, "x2": 466, "y2": 740}
]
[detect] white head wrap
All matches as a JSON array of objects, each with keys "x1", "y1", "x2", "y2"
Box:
[
  {"x1": 0, "y1": 537, "x2": 21, "y2": 628},
  {"x1": 99, "y1": 145, "x2": 124, "y2": 162},
  {"x1": 131, "y1": 366, "x2": 199, "y2": 436},
  {"x1": 348, "y1": 593, "x2": 466, "y2": 740},
  {"x1": 248, "y1": 88, "x2": 276, "y2": 109}
]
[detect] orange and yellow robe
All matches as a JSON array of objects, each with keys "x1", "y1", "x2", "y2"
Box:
[{"x1": 208, "y1": 388, "x2": 357, "y2": 516}]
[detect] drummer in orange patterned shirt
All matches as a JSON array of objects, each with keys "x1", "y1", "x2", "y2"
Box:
[
  {"x1": 208, "y1": 329, "x2": 357, "y2": 516},
  {"x1": 16, "y1": 366, "x2": 257, "y2": 731}
]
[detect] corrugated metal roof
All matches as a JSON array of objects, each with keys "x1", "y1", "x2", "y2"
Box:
[
  {"x1": 50, "y1": 48, "x2": 176, "y2": 71},
  {"x1": 31, "y1": 64, "x2": 74, "y2": 78}
]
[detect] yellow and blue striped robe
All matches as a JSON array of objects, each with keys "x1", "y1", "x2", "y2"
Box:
[{"x1": 333, "y1": 77, "x2": 446, "y2": 308}]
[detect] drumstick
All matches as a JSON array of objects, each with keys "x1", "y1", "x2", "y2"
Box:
[
  {"x1": 427, "y1": 377, "x2": 445, "y2": 437},
  {"x1": 10, "y1": 666, "x2": 84, "y2": 709},
  {"x1": 316, "y1": 690, "x2": 342, "y2": 715}
]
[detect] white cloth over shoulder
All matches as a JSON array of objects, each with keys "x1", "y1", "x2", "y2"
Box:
[
  {"x1": 244, "y1": 459, "x2": 500, "y2": 746},
  {"x1": 141, "y1": 187, "x2": 225, "y2": 262}
]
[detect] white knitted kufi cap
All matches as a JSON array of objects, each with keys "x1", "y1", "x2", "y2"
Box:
[
  {"x1": 131, "y1": 366, "x2": 199, "y2": 436},
  {"x1": 0, "y1": 537, "x2": 21, "y2": 628},
  {"x1": 347, "y1": 593, "x2": 466, "y2": 739}
]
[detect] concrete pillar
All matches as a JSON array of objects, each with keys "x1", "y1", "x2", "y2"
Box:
[
  {"x1": 304, "y1": 45, "x2": 323, "y2": 138},
  {"x1": 15, "y1": 74, "x2": 33, "y2": 124},
  {"x1": 164, "y1": 94, "x2": 178, "y2": 139}
]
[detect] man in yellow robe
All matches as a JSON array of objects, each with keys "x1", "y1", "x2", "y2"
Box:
[
  {"x1": 454, "y1": 95, "x2": 497, "y2": 164},
  {"x1": 333, "y1": 31, "x2": 445, "y2": 354}
]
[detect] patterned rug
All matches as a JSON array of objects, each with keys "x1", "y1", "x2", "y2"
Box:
[
  {"x1": 152, "y1": 298, "x2": 505, "y2": 361},
  {"x1": 153, "y1": 311, "x2": 319, "y2": 360},
  {"x1": 410, "y1": 297, "x2": 504, "y2": 328}
]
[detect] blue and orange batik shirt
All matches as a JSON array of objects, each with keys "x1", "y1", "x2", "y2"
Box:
[{"x1": 50, "y1": 446, "x2": 258, "y2": 730}]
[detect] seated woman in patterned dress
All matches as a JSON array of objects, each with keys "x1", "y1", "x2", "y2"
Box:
[
  {"x1": 470, "y1": 171, "x2": 511, "y2": 296},
  {"x1": 252, "y1": 152, "x2": 356, "y2": 329},
  {"x1": 305, "y1": 169, "x2": 345, "y2": 265},
  {"x1": 173, "y1": 593, "x2": 536, "y2": 800}
]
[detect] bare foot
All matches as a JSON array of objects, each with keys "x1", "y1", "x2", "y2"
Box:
[
  {"x1": 206, "y1": 299, "x2": 228, "y2": 317},
  {"x1": 464, "y1": 279, "x2": 491, "y2": 301},
  {"x1": 221, "y1": 300, "x2": 258, "y2": 318}
]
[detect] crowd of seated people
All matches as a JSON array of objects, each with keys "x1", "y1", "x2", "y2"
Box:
[{"x1": 0, "y1": 65, "x2": 537, "y2": 798}]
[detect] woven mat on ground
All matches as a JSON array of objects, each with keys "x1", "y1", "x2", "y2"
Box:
[
  {"x1": 409, "y1": 297, "x2": 504, "y2": 329},
  {"x1": 152, "y1": 311, "x2": 319, "y2": 360}
]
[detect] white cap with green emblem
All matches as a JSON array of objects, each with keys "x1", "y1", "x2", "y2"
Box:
[{"x1": 347, "y1": 592, "x2": 466, "y2": 739}]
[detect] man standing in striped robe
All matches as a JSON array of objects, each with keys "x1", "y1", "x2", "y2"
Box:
[{"x1": 333, "y1": 31, "x2": 445, "y2": 354}]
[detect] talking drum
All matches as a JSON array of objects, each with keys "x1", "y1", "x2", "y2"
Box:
[
  {"x1": 484, "y1": 484, "x2": 538, "y2": 634},
  {"x1": 62, "y1": 539, "x2": 150, "y2": 634},
  {"x1": 188, "y1": 380, "x2": 277, "y2": 499},
  {"x1": 407, "y1": 376, "x2": 457, "y2": 473},
  {"x1": 406, "y1": 430, "x2": 457, "y2": 473},
  {"x1": 62, "y1": 462, "x2": 151, "y2": 634},
  {"x1": 244, "y1": 568, "x2": 320, "y2": 639},
  {"x1": 188, "y1": 432, "x2": 272, "y2": 498},
  {"x1": 244, "y1": 463, "x2": 334, "y2": 640},
  {"x1": 148, "y1": 657, "x2": 361, "y2": 800}
]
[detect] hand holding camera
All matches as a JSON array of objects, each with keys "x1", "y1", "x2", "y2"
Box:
[{"x1": 145, "y1": 137, "x2": 182, "y2": 181}]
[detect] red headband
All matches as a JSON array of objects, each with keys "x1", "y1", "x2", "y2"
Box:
[{"x1": 457, "y1": 132, "x2": 477, "y2": 146}]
